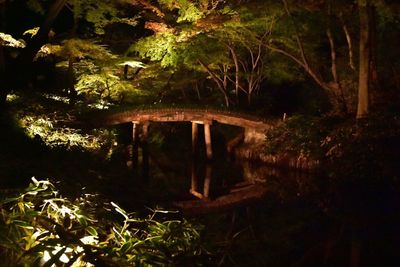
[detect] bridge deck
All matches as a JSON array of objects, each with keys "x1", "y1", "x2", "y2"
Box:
[{"x1": 101, "y1": 108, "x2": 273, "y2": 131}]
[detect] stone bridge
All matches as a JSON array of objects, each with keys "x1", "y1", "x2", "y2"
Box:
[
  {"x1": 98, "y1": 108, "x2": 275, "y2": 203},
  {"x1": 100, "y1": 108, "x2": 273, "y2": 160}
]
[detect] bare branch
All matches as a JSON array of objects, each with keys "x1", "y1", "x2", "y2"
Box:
[
  {"x1": 339, "y1": 13, "x2": 356, "y2": 70},
  {"x1": 281, "y1": 0, "x2": 309, "y2": 67},
  {"x1": 265, "y1": 43, "x2": 331, "y2": 92},
  {"x1": 131, "y1": 0, "x2": 165, "y2": 18},
  {"x1": 326, "y1": 29, "x2": 339, "y2": 84},
  {"x1": 326, "y1": 0, "x2": 339, "y2": 85},
  {"x1": 198, "y1": 60, "x2": 231, "y2": 106}
]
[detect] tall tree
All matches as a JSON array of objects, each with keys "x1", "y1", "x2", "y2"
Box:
[
  {"x1": 19, "y1": 0, "x2": 67, "y2": 64},
  {"x1": 356, "y1": 0, "x2": 371, "y2": 119},
  {"x1": 264, "y1": 0, "x2": 354, "y2": 114},
  {"x1": 0, "y1": 0, "x2": 6, "y2": 105}
]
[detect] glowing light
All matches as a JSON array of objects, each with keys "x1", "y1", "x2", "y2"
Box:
[
  {"x1": 43, "y1": 93, "x2": 70, "y2": 104},
  {"x1": 42, "y1": 246, "x2": 73, "y2": 265},
  {"x1": 80, "y1": 235, "x2": 98, "y2": 245},
  {"x1": 6, "y1": 94, "x2": 19, "y2": 102}
]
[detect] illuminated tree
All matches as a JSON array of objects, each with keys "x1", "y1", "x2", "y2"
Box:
[
  {"x1": 263, "y1": 0, "x2": 399, "y2": 118},
  {"x1": 129, "y1": 1, "x2": 278, "y2": 106}
]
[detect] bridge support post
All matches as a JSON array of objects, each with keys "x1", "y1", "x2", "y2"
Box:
[
  {"x1": 190, "y1": 161, "x2": 198, "y2": 196},
  {"x1": 141, "y1": 122, "x2": 150, "y2": 180},
  {"x1": 203, "y1": 164, "x2": 212, "y2": 199},
  {"x1": 190, "y1": 161, "x2": 212, "y2": 200},
  {"x1": 192, "y1": 122, "x2": 198, "y2": 157},
  {"x1": 192, "y1": 120, "x2": 212, "y2": 160},
  {"x1": 204, "y1": 123, "x2": 213, "y2": 161},
  {"x1": 129, "y1": 122, "x2": 139, "y2": 168}
]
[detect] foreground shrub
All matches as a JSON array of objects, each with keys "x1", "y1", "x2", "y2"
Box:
[
  {"x1": 264, "y1": 115, "x2": 332, "y2": 159},
  {"x1": 0, "y1": 178, "x2": 209, "y2": 266}
]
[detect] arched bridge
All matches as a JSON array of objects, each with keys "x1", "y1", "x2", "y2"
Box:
[
  {"x1": 101, "y1": 108, "x2": 273, "y2": 131},
  {"x1": 99, "y1": 108, "x2": 274, "y2": 161},
  {"x1": 99, "y1": 108, "x2": 274, "y2": 201}
]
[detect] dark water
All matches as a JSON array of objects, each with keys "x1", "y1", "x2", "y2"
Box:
[
  {"x1": 106, "y1": 122, "x2": 400, "y2": 267},
  {"x1": 112, "y1": 122, "x2": 308, "y2": 207},
  {"x1": 2, "y1": 118, "x2": 398, "y2": 266},
  {"x1": 103, "y1": 122, "x2": 332, "y2": 266}
]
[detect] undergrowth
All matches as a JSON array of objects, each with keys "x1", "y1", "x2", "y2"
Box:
[{"x1": 0, "y1": 178, "x2": 210, "y2": 266}]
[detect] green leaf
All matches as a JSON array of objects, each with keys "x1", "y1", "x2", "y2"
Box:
[
  {"x1": 13, "y1": 220, "x2": 34, "y2": 230},
  {"x1": 120, "y1": 241, "x2": 133, "y2": 254},
  {"x1": 85, "y1": 226, "x2": 98, "y2": 237},
  {"x1": 118, "y1": 61, "x2": 147, "y2": 69}
]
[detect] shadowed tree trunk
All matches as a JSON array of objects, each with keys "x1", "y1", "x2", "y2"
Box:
[
  {"x1": 368, "y1": 4, "x2": 380, "y2": 108},
  {"x1": 0, "y1": 0, "x2": 7, "y2": 107},
  {"x1": 266, "y1": 0, "x2": 348, "y2": 114},
  {"x1": 0, "y1": 45, "x2": 5, "y2": 107},
  {"x1": 20, "y1": 0, "x2": 67, "y2": 64},
  {"x1": 198, "y1": 60, "x2": 232, "y2": 107},
  {"x1": 357, "y1": 0, "x2": 371, "y2": 119},
  {"x1": 12, "y1": 0, "x2": 67, "y2": 92},
  {"x1": 327, "y1": 0, "x2": 347, "y2": 114}
]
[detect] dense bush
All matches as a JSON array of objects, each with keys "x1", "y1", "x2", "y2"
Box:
[
  {"x1": 264, "y1": 114, "x2": 331, "y2": 159},
  {"x1": 321, "y1": 114, "x2": 400, "y2": 183},
  {"x1": 265, "y1": 113, "x2": 400, "y2": 180},
  {"x1": 0, "y1": 178, "x2": 209, "y2": 266}
]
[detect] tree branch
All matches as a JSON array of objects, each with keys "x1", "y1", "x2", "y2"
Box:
[
  {"x1": 326, "y1": 1, "x2": 339, "y2": 85},
  {"x1": 281, "y1": 0, "x2": 309, "y2": 67},
  {"x1": 22, "y1": 0, "x2": 67, "y2": 63},
  {"x1": 340, "y1": 13, "x2": 356, "y2": 71},
  {"x1": 131, "y1": 0, "x2": 165, "y2": 18},
  {"x1": 265, "y1": 43, "x2": 331, "y2": 92},
  {"x1": 198, "y1": 59, "x2": 231, "y2": 106}
]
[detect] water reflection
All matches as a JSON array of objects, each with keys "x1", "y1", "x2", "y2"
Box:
[
  {"x1": 190, "y1": 162, "x2": 212, "y2": 199},
  {"x1": 118, "y1": 122, "x2": 314, "y2": 213},
  {"x1": 174, "y1": 159, "x2": 317, "y2": 214}
]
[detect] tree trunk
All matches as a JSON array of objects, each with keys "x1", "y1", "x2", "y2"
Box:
[
  {"x1": 228, "y1": 45, "x2": 240, "y2": 104},
  {"x1": 0, "y1": 0, "x2": 7, "y2": 107},
  {"x1": 198, "y1": 60, "x2": 231, "y2": 107},
  {"x1": 327, "y1": 28, "x2": 347, "y2": 113},
  {"x1": 340, "y1": 13, "x2": 356, "y2": 71},
  {"x1": 68, "y1": 57, "x2": 77, "y2": 104},
  {"x1": 0, "y1": 45, "x2": 6, "y2": 107},
  {"x1": 20, "y1": 0, "x2": 67, "y2": 64},
  {"x1": 368, "y1": 4, "x2": 380, "y2": 100},
  {"x1": 357, "y1": 0, "x2": 371, "y2": 119}
]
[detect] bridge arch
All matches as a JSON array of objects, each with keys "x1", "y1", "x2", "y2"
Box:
[{"x1": 100, "y1": 108, "x2": 273, "y2": 159}]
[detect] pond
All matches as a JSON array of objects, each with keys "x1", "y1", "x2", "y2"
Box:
[
  {"x1": 1, "y1": 116, "x2": 398, "y2": 266},
  {"x1": 100, "y1": 122, "x2": 324, "y2": 266}
]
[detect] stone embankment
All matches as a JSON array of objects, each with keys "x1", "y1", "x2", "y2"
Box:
[{"x1": 230, "y1": 130, "x2": 319, "y2": 171}]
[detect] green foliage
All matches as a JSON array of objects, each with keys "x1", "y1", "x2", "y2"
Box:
[
  {"x1": 84, "y1": 1, "x2": 119, "y2": 35},
  {"x1": 26, "y1": 0, "x2": 46, "y2": 15},
  {"x1": 130, "y1": 32, "x2": 181, "y2": 68},
  {"x1": 0, "y1": 178, "x2": 208, "y2": 266},
  {"x1": 176, "y1": 1, "x2": 204, "y2": 22},
  {"x1": 265, "y1": 112, "x2": 400, "y2": 188},
  {"x1": 73, "y1": 58, "x2": 147, "y2": 107},
  {"x1": 49, "y1": 39, "x2": 148, "y2": 107},
  {"x1": 130, "y1": 28, "x2": 229, "y2": 72},
  {"x1": 0, "y1": 32, "x2": 26, "y2": 48},
  {"x1": 23, "y1": 27, "x2": 40, "y2": 38},
  {"x1": 159, "y1": 0, "x2": 204, "y2": 22},
  {"x1": 11, "y1": 96, "x2": 116, "y2": 151},
  {"x1": 265, "y1": 115, "x2": 329, "y2": 158},
  {"x1": 118, "y1": 60, "x2": 147, "y2": 69},
  {"x1": 75, "y1": 72, "x2": 132, "y2": 106},
  {"x1": 17, "y1": 109, "x2": 114, "y2": 151},
  {"x1": 321, "y1": 114, "x2": 400, "y2": 183},
  {"x1": 67, "y1": 0, "x2": 124, "y2": 35},
  {"x1": 59, "y1": 38, "x2": 115, "y2": 60}
]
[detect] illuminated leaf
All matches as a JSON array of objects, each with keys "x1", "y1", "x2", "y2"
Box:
[{"x1": 85, "y1": 226, "x2": 98, "y2": 237}]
